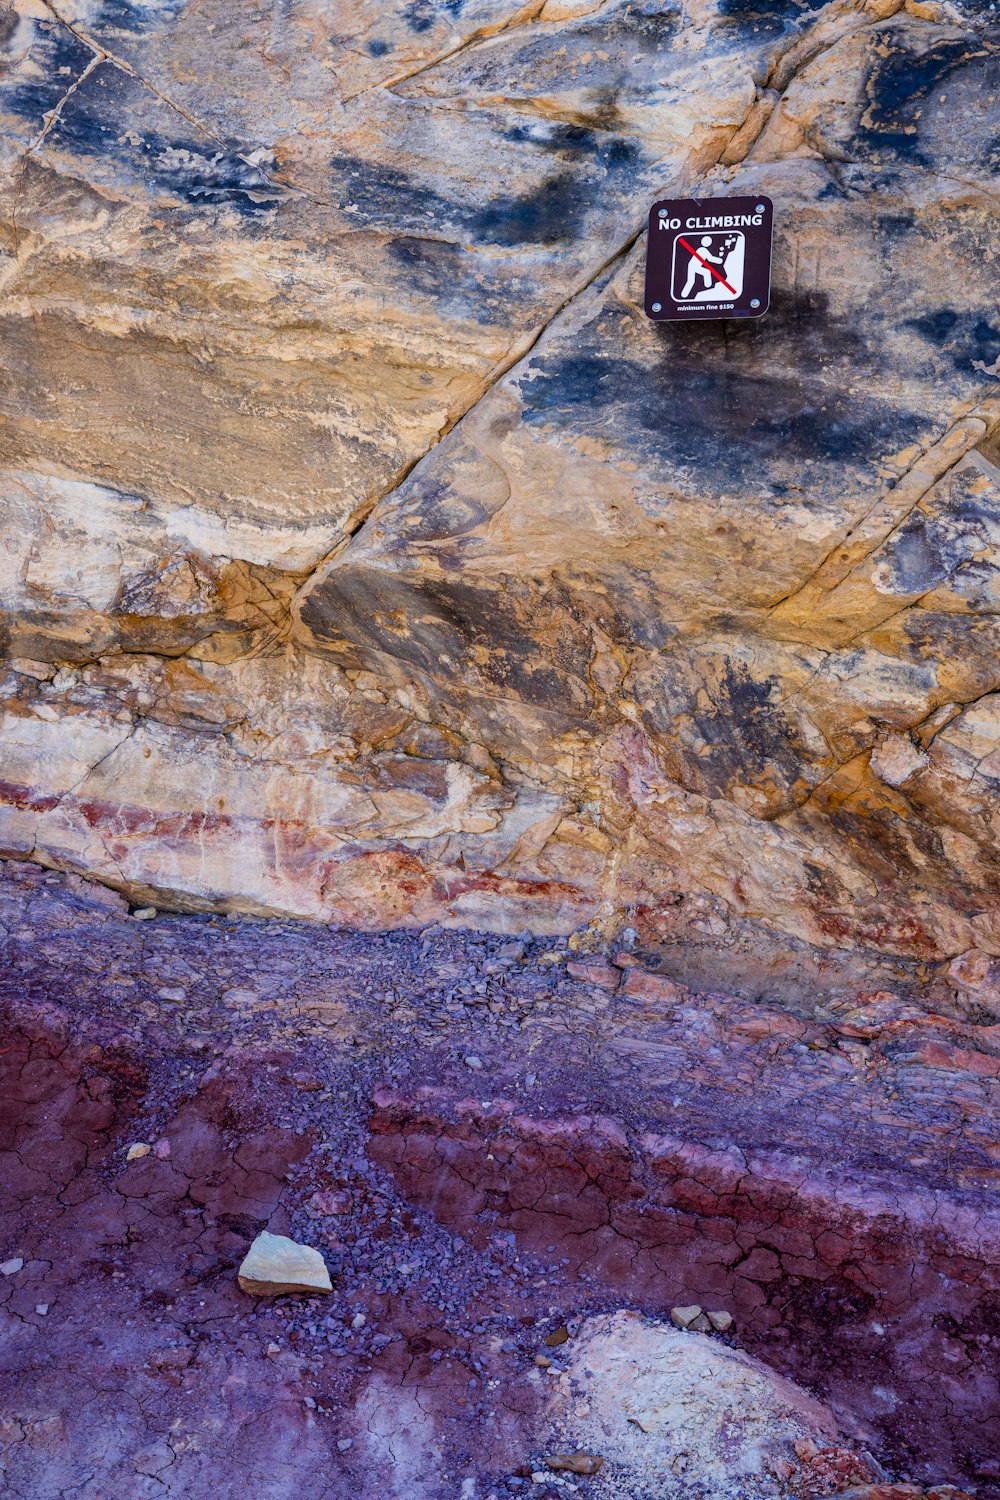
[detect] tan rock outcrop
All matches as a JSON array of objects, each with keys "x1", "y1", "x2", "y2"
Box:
[{"x1": 2, "y1": 0, "x2": 999, "y2": 966}]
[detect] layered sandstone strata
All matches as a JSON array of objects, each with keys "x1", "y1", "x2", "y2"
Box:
[{"x1": 2, "y1": 0, "x2": 999, "y2": 970}]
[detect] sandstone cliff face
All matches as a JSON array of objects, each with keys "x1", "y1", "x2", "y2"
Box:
[{"x1": 2, "y1": 0, "x2": 999, "y2": 966}]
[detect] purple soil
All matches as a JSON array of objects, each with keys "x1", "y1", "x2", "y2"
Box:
[{"x1": 1, "y1": 858, "x2": 998, "y2": 1498}]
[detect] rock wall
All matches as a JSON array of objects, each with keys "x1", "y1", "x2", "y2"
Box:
[{"x1": 2, "y1": 0, "x2": 1000, "y2": 964}]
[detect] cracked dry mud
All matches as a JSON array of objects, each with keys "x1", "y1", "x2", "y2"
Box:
[{"x1": 2, "y1": 859, "x2": 999, "y2": 1498}]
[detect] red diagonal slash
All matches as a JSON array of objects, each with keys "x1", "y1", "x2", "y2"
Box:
[{"x1": 678, "y1": 236, "x2": 736, "y2": 294}]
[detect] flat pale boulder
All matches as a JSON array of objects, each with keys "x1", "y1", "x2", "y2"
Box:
[
  {"x1": 237, "y1": 1231, "x2": 332, "y2": 1297},
  {"x1": 546, "y1": 1310, "x2": 871, "y2": 1498}
]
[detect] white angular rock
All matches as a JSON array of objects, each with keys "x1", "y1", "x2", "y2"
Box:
[{"x1": 237, "y1": 1231, "x2": 332, "y2": 1297}]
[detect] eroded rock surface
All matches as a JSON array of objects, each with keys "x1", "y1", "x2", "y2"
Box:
[
  {"x1": 1, "y1": 0, "x2": 999, "y2": 969},
  {"x1": 2, "y1": 861, "x2": 1000, "y2": 1495}
]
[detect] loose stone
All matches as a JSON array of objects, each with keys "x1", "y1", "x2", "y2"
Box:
[
  {"x1": 670, "y1": 1305, "x2": 704, "y2": 1330},
  {"x1": 544, "y1": 1453, "x2": 604, "y2": 1475},
  {"x1": 237, "y1": 1232, "x2": 333, "y2": 1296}
]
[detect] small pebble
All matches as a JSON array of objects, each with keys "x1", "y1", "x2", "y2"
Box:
[
  {"x1": 132, "y1": 907, "x2": 157, "y2": 920},
  {"x1": 670, "y1": 1304, "x2": 703, "y2": 1330},
  {"x1": 1, "y1": 1258, "x2": 24, "y2": 1276},
  {"x1": 35, "y1": 1304, "x2": 48, "y2": 1316},
  {"x1": 544, "y1": 1454, "x2": 603, "y2": 1476},
  {"x1": 464, "y1": 1055, "x2": 483, "y2": 1070}
]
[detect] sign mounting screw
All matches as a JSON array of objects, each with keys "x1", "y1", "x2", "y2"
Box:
[
  {"x1": 755, "y1": 204, "x2": 766, "y2": 213},
  {"x1": 750, "y1": 298, "x2": 760, "y2": 308},
  {"x1": 651, "y1": 302, "x2": 662, "y2": 312}
]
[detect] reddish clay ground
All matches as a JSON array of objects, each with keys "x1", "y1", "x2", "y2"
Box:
[{"x1": 1, "y1": 859, "x2": 997, "y2": 1497}]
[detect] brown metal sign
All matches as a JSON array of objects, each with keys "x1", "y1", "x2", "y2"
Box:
[{"x1": 644, "y1": 196, "x2": 773, "y2": 321}]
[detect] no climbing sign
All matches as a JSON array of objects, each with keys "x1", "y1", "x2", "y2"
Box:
[{"x1": 644, "y1": 195, "x2": 773, "y2": 321}]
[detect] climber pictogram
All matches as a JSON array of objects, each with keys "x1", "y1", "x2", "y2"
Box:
[
  {"x1": 674, "y1": 232, "x2": 743, "y2": 301},
  {"x1": 644, "y1": 195, "x2": 773, "y2": 322}
]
